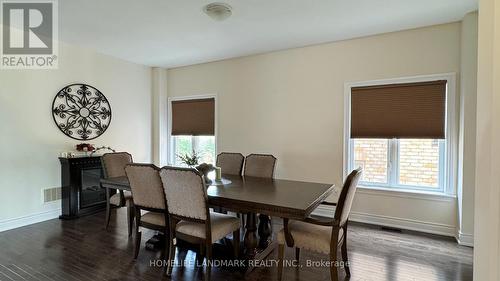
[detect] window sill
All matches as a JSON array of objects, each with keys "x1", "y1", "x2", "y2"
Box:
[{"x1": 356, "y1": 185, "x2": 456, "y2": 202}]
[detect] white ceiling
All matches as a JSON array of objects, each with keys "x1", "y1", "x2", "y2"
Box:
[{"x1": 59, "y1": 0, "x2": 477, "y2": 68}]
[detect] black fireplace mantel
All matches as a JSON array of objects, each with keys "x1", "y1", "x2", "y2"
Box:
[{"x1": 59, "y1": 156, "x2": 108, "y2": 219}]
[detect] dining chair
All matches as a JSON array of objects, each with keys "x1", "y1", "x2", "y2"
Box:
[
  {"x1": 214, "y1": 152, "x2": 245, "y2": 216},
  {"x1": 101, "y1": 152, "x2": 134, "y2": 236},
  {"x1": 276, "y1": 167, "x2": 363, "y2": 281},
  {"x1": 216, "y1": 152, "x2": 244, "y2": 175},
  {"x1": 244, "y1": 154, "x2": 277, "y2": 178},
  {"x1": 243, "y1": 153, "x2": 277, "y2": 232},
  {"x1": 125, "y1": 164, "x2": 169, "y2": 259},
  {"x1": 159, "y1": 166, "x2": 241, "y2": 281}
]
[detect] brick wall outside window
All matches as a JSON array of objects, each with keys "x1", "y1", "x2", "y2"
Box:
[
  {"x1": 354, "y1": 139, "x2": 388, "y2": 183},
  {"x1": 353, "y1": 139, "x2": 440, "y2": 188},
  {"x1": 399, "y1": 139, "x2": 439, "y2": 188}
]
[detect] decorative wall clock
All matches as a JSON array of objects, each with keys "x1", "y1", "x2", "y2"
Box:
[{"x1": 52, "y1": 84, "x2": 112, "y2": 140}]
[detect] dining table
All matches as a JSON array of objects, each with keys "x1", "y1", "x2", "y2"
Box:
[{"x1": 100, "y1": 173, "x2": 337, "y2": 270}]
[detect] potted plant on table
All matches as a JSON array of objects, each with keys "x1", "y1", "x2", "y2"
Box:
[
  {"x1": 177, "y1": 150, "x2": 215, "y2": 182},
  {"x1": 176, "y1": 150, "x2": 200, "y2": 167}
]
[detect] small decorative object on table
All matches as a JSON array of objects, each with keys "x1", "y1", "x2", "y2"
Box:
[
  {"x1": 195, "y1": 163, "x2": 215, "y2": 182},
  {"x1": 177, "y1": 150, "x2": 200, "y2": 167},
  {"x1": 215, "y1": 167, "x2": 222, "y2": 181}
]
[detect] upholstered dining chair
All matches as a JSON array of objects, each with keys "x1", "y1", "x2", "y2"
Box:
[
  {"x1": 244, "y1": 154, "x2": 277, "y2": 178},
  {"x1": 160, "y1": 166, "x2": 241, "y2": 281},
  {"x1": 101, "y1": 152, "x2": 134, "y2": 236},
  {"x1": 243, "y1": 153, "x2": 277, "y2": 228},
  {"x1": 216, "y1": 152, "x2": 244, "y2": 175},
  {"x1": 125, "y1": 164, "x2": 169, "y2": 259},
  {"x1": 276, "y1": 167, "x2": 363, "y2": 281},
  {"x1": 214, "y1": 152, "x2": 245, "y2": 215}
]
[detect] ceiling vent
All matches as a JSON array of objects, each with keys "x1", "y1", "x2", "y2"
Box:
[{"x1": 203, "y1": 2, "x2": 232, "y2": 21}]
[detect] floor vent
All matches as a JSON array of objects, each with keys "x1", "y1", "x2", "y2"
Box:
[
  {"x1": 381, "y1": 226, "x2": 403, "y2": 233},
  {"x1": 43, "y1": 187, "x2": 62, "y2": 203}
]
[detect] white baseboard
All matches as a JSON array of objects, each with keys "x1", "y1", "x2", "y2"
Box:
[
  {"x1": 456, "y1": 231, "x2": 474, "y2": 247},
  {"x1": 0, "y1": 208, "x2": 61, "y2": 233},
  {"x1": 0, "y1": 206, "x2": 474, "y2": 247},
  {"x1": 313, "y1": 205, "x2": 456, "y2": 237}
]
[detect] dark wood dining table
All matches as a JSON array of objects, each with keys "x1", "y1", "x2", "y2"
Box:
[{"x1": 100, "y1": 174, "x2": 336, "y2": 268}]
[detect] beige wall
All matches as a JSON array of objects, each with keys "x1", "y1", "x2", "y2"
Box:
[
  {"x1": 167, "y1": 23, "x2": 462, "y2": 235},
  {"x1": 474, "y1": 0, "x2": 500, "y2": 279},
  {"x1": 457, "y1": 11, "x2": 478, "y2": 246},
  {"x1": 0, "y1": 42, "x2": 152, "y2": 227}
]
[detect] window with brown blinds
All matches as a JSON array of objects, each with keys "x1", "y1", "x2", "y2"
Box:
[
  {"x1": 171, "y1": 98, "x2": 215, "y2": 136},
  {"x1": 350, "y1": 80, "x2": 447, "y2": 139}
]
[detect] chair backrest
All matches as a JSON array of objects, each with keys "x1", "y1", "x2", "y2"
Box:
[
  {"x1": 125, "y1": 164, "x2": 165, "y2": 210},
  {"x1": 244, "y1": 154, "x2": 277, "y2": 178},
  {"x1": 159, "y1": 166, "x2": 208, "y2": 220},
  {"x1": 101, "y1": 152, "x2": 133, "y2": 178},
  {"x1": 333, "y1": 167, "x2": 363, "y2": 226},
  {"x1": 216, "y1": 152, "x2": 244, "y2": 176}
]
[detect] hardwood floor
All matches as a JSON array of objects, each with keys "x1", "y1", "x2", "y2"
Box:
[{"x1": 0, "y1": 209, "x2": 472, "y2": 281}]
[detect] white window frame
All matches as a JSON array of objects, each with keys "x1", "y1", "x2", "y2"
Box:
[
  {"x1": 343, "y1": 73, "x2": 457, "y2": 196},
  {"x1": 167, "y1": 94, "x2": 218, "y2": 166}
]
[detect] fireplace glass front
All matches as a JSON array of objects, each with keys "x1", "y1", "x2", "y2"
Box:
[{"x1": 80, "y1": 168, "x2": 106, "y2": 208}]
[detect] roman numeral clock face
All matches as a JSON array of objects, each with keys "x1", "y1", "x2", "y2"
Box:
[{"x1": 52, "y1": 84, "x2": 112, "y2": 140}]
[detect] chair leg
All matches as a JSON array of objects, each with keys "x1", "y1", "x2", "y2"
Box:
[
  {"x1": 134, "y1": 231, "x2": 141, "y2": 259},
  {"x1": 295, "y1": 247, "x2": 300, "y2": 261},
  {"x1": 133, "y1": 207, "x2": 141, "y2": 259},
  {"x1": 238, "y1": 213, "x2": 245, "y2": 226},
  {"x1": 197, "y1": 243, "x2": 205, "y2": 267},
  {"x1": 205, "y1": 243, "x2": 213, "y2": 281},
  {"x1": 105, "y1": 203, "x2": 112, "y2": 229},
  {"x1": 127, "y1": 203, "x2": 134, "y2": 237},
  {"x1": 330, "y1": 243, "x2": 339, "y2": 281},
  {"x1": 233, "y1": 229, "x2": 240, "y2": 258},
  {"x1": 341, "y1": 239, "x2": 350, "y2": 277},
  {"x1": 166, "y1": 223, "x2": 176, "y2": 276},
  {"x1": 200, "y1": 243, "x2": 206, "y2": 256},
  {"x1": 277, "y1": 244, "x2": 284, "y2": 281},
  {"x1": 341, "y1": 226, "x2": 351, "y2": 276},
  {"x1": 270, "y1": 216, "x2": 274, "y2": 233},
  {"x1": 160, "y1": 225, "x2": 169, "y2": 260}
]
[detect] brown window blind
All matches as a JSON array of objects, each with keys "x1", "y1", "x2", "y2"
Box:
[
  {"x1": 350, "y1": 80, "x2": 447, "y2": 139},
  {"x1": 171, "y1": 98, "x2": 215, "y2": 136}
]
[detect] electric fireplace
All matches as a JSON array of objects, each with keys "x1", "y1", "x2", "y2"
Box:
[{"x1": 59, "y1": 156, "x2": 108, "y2": 219}]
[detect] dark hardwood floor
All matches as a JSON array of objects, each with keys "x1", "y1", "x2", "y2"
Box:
[{"x1": 0, "y1": 209, "x2": 472, "y2": 281}]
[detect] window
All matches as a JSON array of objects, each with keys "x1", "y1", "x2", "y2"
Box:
[
  {"x1": 168, "y1": 96, "x2": 216, "y2": 167},
  {"x1": 351, "y1": 138, "x2": 445, "y2": 191},
  {"x1": 353, "y1": 139, "x2": 389, "y2": 184},
  {"x1": 345, "y1": 74, "x2": 456, "y2": 195},
  {"x1": 171, "y1": 135, "x2": 216, "y2": 166}
]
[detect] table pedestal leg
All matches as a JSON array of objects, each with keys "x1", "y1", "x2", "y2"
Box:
[
  {"x1": 145, "y1": 232, "x2": 165, "y2": 251},
  {"x1": 243, "y1": 212, "x2": 277, "y2": 274},
  {"x1": 244, "y1": 213, "x2": 258, "y2": 257},
  {"x1": 258, "y1": 214, "x2": 272, "y2": 248}
]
